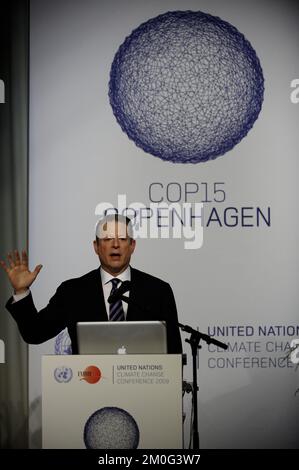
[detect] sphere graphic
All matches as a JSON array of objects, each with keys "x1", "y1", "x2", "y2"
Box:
[
  {"x1": 83, "y1": 407, "x2": 140, "y2": 449},
  {"x1": 54, "y1": 328, "x2": 72, "y2": 355},
  {"x1": 109, "y1": 11, "x2": 264, "y2": 163}
]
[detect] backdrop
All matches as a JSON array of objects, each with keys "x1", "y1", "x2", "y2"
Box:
[{"x1": 29, "y1": 0, "x2": 299, "y2": 448}]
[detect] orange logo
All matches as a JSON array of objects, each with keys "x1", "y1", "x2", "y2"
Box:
[{"x1": 79, "y1": 365, "x2": 102, "y2": 384}]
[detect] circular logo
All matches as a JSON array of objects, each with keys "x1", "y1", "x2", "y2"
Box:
[
  {"x1": 54, "y1": 366, "x2": 73, "y2": 383},
  {"x1": 79, "y1": 365, "x2": 102, "y2": 384}
]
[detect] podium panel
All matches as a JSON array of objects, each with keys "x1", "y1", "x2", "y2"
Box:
[{"x1": 42, "y1": 354, "x2": 182, "y2": 449}]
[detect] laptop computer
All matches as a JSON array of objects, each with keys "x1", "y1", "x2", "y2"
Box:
[{"x1": 76, "y1": 321, "x2": 167, "y2": 355}]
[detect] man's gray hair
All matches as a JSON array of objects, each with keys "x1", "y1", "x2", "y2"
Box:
[{"x1": 95, "y1": 214, "x2": 134, "y2": 239}]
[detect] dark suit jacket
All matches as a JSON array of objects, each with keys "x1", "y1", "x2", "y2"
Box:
[{"x1": 6, "y1": 267, "x2": 182, "y2": 354}]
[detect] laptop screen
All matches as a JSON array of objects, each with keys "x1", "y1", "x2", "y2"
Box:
[{"x1": 76, "y1": 321, "x2": 167, "y2": 355}]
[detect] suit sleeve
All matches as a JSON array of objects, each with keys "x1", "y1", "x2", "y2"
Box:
[
  {"x1": 162, "y1": 283, "x2": 182, "y2": 354},
  {"x1": 6, "y1": 283, "x2": 69, "y2": 344}
]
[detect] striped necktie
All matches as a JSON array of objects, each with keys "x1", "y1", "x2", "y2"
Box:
[{"x1": 109, "y1": 278, "x2": 125, "y2": 321}]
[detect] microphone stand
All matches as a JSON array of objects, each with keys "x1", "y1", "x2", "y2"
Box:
[{"x1": 178, "y1": 322, "x2": 228, "y2": 450}]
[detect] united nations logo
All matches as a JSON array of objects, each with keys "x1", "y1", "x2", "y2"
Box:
[{"x1": 54, "y1": 366, "x2": 73, "y2": 383}]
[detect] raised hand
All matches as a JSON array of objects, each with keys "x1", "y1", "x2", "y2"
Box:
[{"x1": 0, "y1": 250, "x2": 42, "y2": 294}]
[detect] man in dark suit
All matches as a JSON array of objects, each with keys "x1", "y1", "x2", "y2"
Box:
[{"x1": 1, "y1": 215, "x2": 182, "y2": 354}]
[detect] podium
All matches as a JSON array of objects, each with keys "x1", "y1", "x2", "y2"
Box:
[{"x1": 42, "y1": 354, "x2": 182, "y2": 449}]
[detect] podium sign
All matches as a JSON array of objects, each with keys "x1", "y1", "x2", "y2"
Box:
[{"x1": 42, "y1": 354, "x2": 182, "y2": 449}]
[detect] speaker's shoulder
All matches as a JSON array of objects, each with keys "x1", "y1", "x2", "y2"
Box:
[
  {"x1": 131, "y1": 267, "x2": 170, "y2": 289},
  {"x1": 58, "y1": 268, "x2": 100, "y2": 290}
]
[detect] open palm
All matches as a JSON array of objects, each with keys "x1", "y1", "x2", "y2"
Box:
[{"x1": 0, "y1": 250, "x2": 42, "y2": 293}]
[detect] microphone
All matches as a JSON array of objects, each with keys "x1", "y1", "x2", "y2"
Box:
[
  {"x1": 178, "y1": 322, "x2": 228, "y2": 350},
  {"x1": 108, "y1": 280, "x2": 131, "y2": 304}
]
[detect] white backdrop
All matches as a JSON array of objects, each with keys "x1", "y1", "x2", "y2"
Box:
[{"x1": 29, "y1": 0, "x2": 299, "y2": 448}]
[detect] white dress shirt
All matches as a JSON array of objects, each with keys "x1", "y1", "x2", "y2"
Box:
[
  {"x1": 13, "y1": 290, "x2": 29, "y2": 302},
  {"x1": 101, "y1": 266, "x2": 131, "y2": 319}
]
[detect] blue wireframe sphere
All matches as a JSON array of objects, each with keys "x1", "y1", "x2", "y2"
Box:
[
  {"x1": 54, "y1": 328, "x2": 72, "y2": 355},
  {"x1": 109, "y1": 11, "x2": 264, "y2": 163}
]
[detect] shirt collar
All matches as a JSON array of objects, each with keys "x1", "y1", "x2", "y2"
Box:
[{"x1": 100, "y1": 265, "x2": 131, "y2": 285}]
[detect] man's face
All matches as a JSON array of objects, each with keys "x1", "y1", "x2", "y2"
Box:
[{"x1": 93, "y1": 221, "x2": 136, "y2": 275}]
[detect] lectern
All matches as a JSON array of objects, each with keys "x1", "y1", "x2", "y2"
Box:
[{"x1": 42, "y1": 354, "x2": 182, "y2": 449}]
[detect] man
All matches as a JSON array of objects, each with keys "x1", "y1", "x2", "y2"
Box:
[{"x1": 1, "y1": 215, "x2": 182, "y2": 354}]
